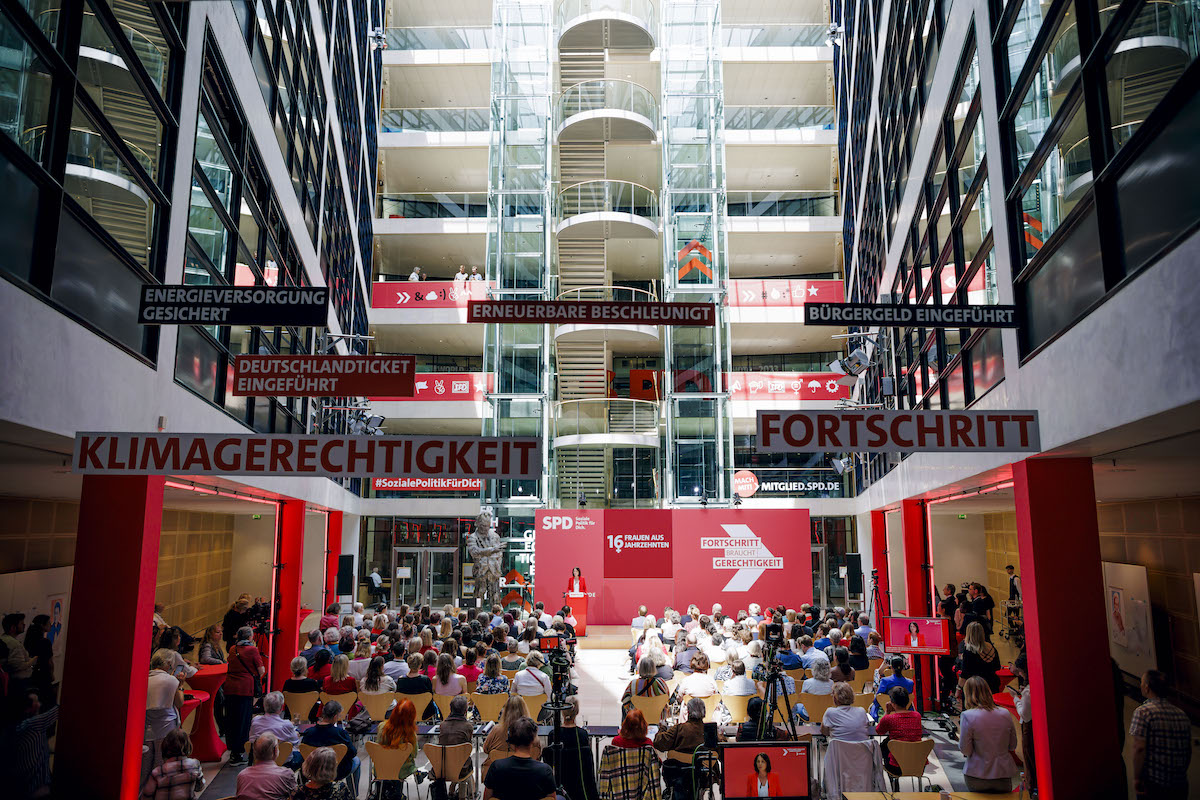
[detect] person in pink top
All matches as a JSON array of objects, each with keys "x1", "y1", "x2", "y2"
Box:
[
  {"x1": 236, "y1": 733, "x2": 296, "y2": 800},
  {"x1": 458, "y1": 649, "x2": 483, "y2": 684}
]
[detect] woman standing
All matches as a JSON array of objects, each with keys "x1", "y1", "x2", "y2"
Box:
[
  {"x1": 225, "y1": 625, "x2": 265, "y2": 764},
  {"x1": 23, "y1": 614, "x2": 54, "y2": 703},
  {"x1": 544, "y1": 696, "x2": 598, "y2": 800},
  {"x1": 743, "y1": 752, "x2": 782, "y2": 798},
  {"x1": 1008, "y1": 654, "x2": 1036, "y2": 793},
  {"x1": 959, "y1": 676, "x2": 1018, "y2": 792},
  {"x1": 196, "y1": 624, "x2": 226, "y2": 665},
  {"x1": 566, "y1": 566, "x2": 587, "y2": 595},
  {"x1": 223, "y1": 596, "x2": 254, "y2": 648},
  {"x1": 958, "y1": 621, "x2": 1002, "y2": 696}
]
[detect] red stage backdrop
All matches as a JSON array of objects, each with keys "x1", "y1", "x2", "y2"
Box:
[{"x1": 535, "y1": 509, "x2": 811, "y2": 625}]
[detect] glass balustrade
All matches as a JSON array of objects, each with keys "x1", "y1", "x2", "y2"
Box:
[
  {"x1": 557, "y1": 79, "x2": 657, "y2": 126},
  {"x1": 725, "y1": 105, "x2": 835, "y2": 131},
  {"x1": 23, "y1": 125, "x2": 154, "y2": 178},
  {"x1": 723, "y1": 24, "x2": 829, "y2": 48},
  {"x1": 726, "y1": 190, "x2": 839, "y2": 217},
  {"x1": 552, "y1": 398, "x2": 661, "y2": 441},
  {"x1": 556, "y1": 286, "x2": 658, "y2": 303},
  {"x1": 555, "y1": 180, "x2": 659, "y2": 223},
  {"x1": 380, "y1": 107, "x2": 490, "y2": 133},
  {"x1": 377, "y1": 193, "x2": 489, "y2": 219},
  {"x1": 1053, "y1": 1, "x2": 1190, "y2": 89},
  {"x1": 384, "y1": 26, "x2": 492, "y2": 49},
  {"x1": 47, "y1": 10, "x2": 167, "y2": 91}
]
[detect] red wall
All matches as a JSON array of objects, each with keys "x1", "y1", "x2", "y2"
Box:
[{"x1": 535, "y1": 509, "x2": 811, "y2": 625}]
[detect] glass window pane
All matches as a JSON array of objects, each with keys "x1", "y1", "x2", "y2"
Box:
[
  {"x1": 1014, "y1": 3, "x2": 1083, "y2": 172},
  {"x1": 0, "y1": 147, "x2": 39, "y2": 282},
  {"x1": 189, "y1": 175, "x2": 230, "y2": 269},
  {"x1": 1019, "y1": 102, "x2": 1088, "y2": 264},
  {"x1": 969, "y1": 328, "x2": 1004, "y2": 399},
  {"x1": 176, "y1": 325, "x2": 222, "y2": 401},
  {"x1": 195, "y1": 111, "x2": 233, "y2": 212},
  {"x1": 1020, "y1": 207, "x2": 1104, "y2": 350},
  {"x1": 0, "y1": 10, "x2": 54, "y2": 164}
]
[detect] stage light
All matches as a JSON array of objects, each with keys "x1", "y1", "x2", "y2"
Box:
[
  {"x1": 829, "y1": 348, "x2": 871, "y2": 377},
  {"x1": 699, "y1": 495, "x2": 709, "y2": 507},
  {"x1": 732, "y1": 495, "x2": 743, "y2": 506},
  {"x1": 577, "y1": 492, "x2": 587, "y2": 507},
  {"x1": 832, "y1": 456, "x2": 853, "y2": 475}
]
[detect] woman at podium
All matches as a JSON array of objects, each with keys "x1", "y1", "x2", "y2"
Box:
[{"x1": 566, "y1": 566, "x2": 587, "y2": 595}]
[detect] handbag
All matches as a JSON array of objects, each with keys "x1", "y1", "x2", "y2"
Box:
[{"x1": 234, "y1": 646, "x2": 263, "y2": 698}]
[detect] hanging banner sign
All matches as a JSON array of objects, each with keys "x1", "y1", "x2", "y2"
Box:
[
  {"x1": 757, "y1": 410, "x2": 1041, "y2": 453},
  {"x1": 231, "y1": 355, "x2": 415, "y2": 397},
  {"x1": 72, "y1": 433, "x2": 541, "y2": 478},
  {"x1": 727, "y1": 372, "x2": 850, "y2": 401},
  {"x1": 803, "y1": 302, "x2": 1021, "y2": 328},
  {"x1": 728, "y1": 279, "x2": 844, "y2": 307},
  {"x1": 373, "y1": 477, "x2": 482, "y2": 491},
  {"x1": 467, "y1": 300, "x2": 716, "y2": 326},
  {"x1": 371, "y1": 281, "x2": 489, "y2": 309},
  {"x1": 138, "y1": 286, "x2": 328, "y2": 325},
  {"x1": 370, "y1": 373, "x2": 491, "y2": 402}
]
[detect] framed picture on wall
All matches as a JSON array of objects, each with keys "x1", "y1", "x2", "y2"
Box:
[{"x1": 1108, "y1": 586, "x2": 1127, "y2": 647}]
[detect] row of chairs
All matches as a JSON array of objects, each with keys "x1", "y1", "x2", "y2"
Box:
[{"x1": 283, "y1": 689, "x2": 549, "y2": 726}]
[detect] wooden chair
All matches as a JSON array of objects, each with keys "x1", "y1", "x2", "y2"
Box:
[
  {"x1": 867, "y1": 658, "x2": 884, "y2": 676},
  {"x1": 850, "y1": 671, "x2": 876, "y2": 694},
  {"x1": 318, "y1": 691, "x2": 357, "y2": 717},
  {"x1": 432, "y1": 692, "x2": 459, "y2": 721},
  {"x1": 771, "y1": 690, "x2": 806, "y2": 723},
  {"x1": 797, "y1": 692, "x2": 835, "y2": 726},
  {"x1": 396, "y1": 691, "x2": 433, "y2": 720},
  {"x1": 721, "y1": 693, "x2": 753, "y2": 724},
  {"x1": 713, "y1": 679, "x2": 725, "y2": 694},
  {"x1": 424, "y1": 742, "x2": 474, "y2": 799},
  {"x1": 283, "y1": 690, "x2": 320, "y2": 722},
  {"x1": 359, "y1": 691, "x2": 396, "y2": 721},
  {"x1": 664, "y1": 676, "x2": 680, "y2": 696},
  {"x1": 701, "y1": 693, "x2": 721, "y2": 722},
  {"x1": 851, "y1": 693, "x2": 876, "y2": 715},
  {"x1": 465, "y1": 680, "x2": 478, "y2": 695},
  {"x1": 364, "y1": 741, "x2": 415, "y2": 793},
  {"x1": 500, "y1": 669, "x2": 519, "y2": 682},
  {"x1": 298, "y1": 742, "x2": 348, "y2": 764},
  {"x1": 629, "y1": 692, "x2": 671, "y2": 725},
  {"x1": 470, "y1": 691, "x2": 509, "y2": 723},
  {"x1": 244, "y1": 739, "x2": 294, "y2": 767},
  {"x1": 784, "y1": 667, "x2": 806, "y2": 686},
  {"x1": 521, "y1": 693, "x2": 547, "y2": 721},
  {"x1": 888, "y1": 738, "x2": 936, "y2": 791}
]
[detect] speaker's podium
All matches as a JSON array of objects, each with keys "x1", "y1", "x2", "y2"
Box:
[{"x1": 565, "y1": 592, "x2": 588, "y2": 636}]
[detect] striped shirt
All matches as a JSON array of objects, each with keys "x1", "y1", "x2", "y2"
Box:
[
  {"x1": 13, "y1": 705, "x2": 58, "y2": 797},
  {"x1": 1130, "y1": 698, "x2": 1192, "y2": 787},
  {"x1": 141, "y1": 757, "x2": 205, "y2": 799}
]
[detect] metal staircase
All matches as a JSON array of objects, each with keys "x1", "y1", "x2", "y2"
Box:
[{"x1": 555, "y1": 341, "x2": 608, "y2": 400}]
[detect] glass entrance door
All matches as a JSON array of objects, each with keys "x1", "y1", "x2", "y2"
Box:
[
  {"x1": 812, "y1": 546, "x2": 828, "y2": 609},
  {"x1": 391, "y1": 547, "x2": 461, "y2": 608}
]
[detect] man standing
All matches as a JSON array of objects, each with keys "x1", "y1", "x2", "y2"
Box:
[
  {"x1": 470, "y1": 266, "x2": 484, "y2": 281},
  {"x1": 1005, "y1": 565, "x2": 1021, "y2": 602},
  {"x1": 483, "y1": 717, "x2": 556, "y2": 800},
  {"x1": 453, "y1": 265, "x2": 468, "y2": 284},
  {"x1": 1131, "y1": 670, "x2": 1192, "y2": 799},
  {"x1": 1, "y1": 613, "x2": 34, "y2": 693},
  {"x1": 408, "y1": 266, "x2": 421, "y2": 281}
]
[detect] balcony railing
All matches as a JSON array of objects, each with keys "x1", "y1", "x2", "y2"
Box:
[
  {"x1": 726, "y1": 190, "x2": 839, "y2": 217},
  {"x1": 556, "y1": 285, "x2": 658, "y2": 303},
  {"x1": 1052, "y1": 1, "x2": 1189, "y2": 87},
  {"x1": 378, "y1": 193, "x2": 488, "y2": 219},
  {"x1": 557, "y1": 79, "x2": 657, "y2": 126},
  {"x1": 723, "y1": 24, "x2": 830, "y2": 48},
  {"x1": 384, "y1": 26, "x2": 492, "y2": 50},
  {"x1": 552, "y1": 398, "x2": 660, "y2": 443},
  {"x1": 43, "y1": 10, "x2": 166, "y2": 90},
  {"x1": 381, "y1": 107, "x2": 490, "y2": 133},
  {"x1": 22, "y1": 125, "x2": 155, "y2": 178},
  {"x1": 556, "y1": 180, "x2": 659, "y2": 223},
  {"x1": 725, "y1": 105, "x2": 835, "y2": 131},
  {"x1": 1062, "y1": 120, "x2": 1141, "y2": 191},
  {"x1": 556, "y1": 0, "x2": 657, "y2": 35}
]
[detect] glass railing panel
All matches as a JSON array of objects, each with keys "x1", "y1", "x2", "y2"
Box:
[
  {"x1": 556, "y1": 180, "x2": 660, "y2": 222},
  {"x1": 558, "y1": 79, "x2": 657, "y2": 124},
  {"x1": 726, "y1": 190, "x2": 839, "y2": 216},
  {"x1": 377, "y1": 193, "x2": 489, "y2": 219},
  {"x1": 556, "y1": 286, "x2": 658, "y2": 302},
  {"x1": 722, "y1": 24, "x2": 828, "y2": 48},
  {"x1": 725, "y1": 105, "x2": 835, "y2": 131},
  {"x1": 556, "y1": 0, "x2": 656, "y2": 32},
  {"x1": 384, "y1": 26, "x2": 492, "y2": 50},
  {"x1": 380, "y1": 107, "x2": 490, "y2": 133}
]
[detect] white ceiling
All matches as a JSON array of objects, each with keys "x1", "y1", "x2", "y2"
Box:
[
  {"x1": 369, "y1": 322, "x2": 486, "y2": 355},
  {"x1": 382, "y1": 64, "x2": 492, "y2": 107},
  {"x1": 729, "y1": 320, "x2": 841, "y2": 353},
  {"x1": 722, "y1": 61, "x2": 832, "y2": 106},
  {"x1": 603, "y1": 143, "x2": 661, "y2": 188},
  {"x1": 727, "y1": 229, "x2": 842, "y2": 275},
  {"x1": 381, "y1": 147, "x2": 489, "y2": 193},
  {"x1": 726, "y1": 144, "x2": 836, "y2": 191},
  {"x1": 373, "y1": 231, "x2": 488, "y2": 276},
  {"x1": 389, "y1": 0, "x2": 493, "y2": 27},
  {"x1": 723, "y1": 0, "x2": 830, "y2": 25}
]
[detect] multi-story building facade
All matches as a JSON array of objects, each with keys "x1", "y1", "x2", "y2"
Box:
[
  {"x1": 834, "y1": 0, "x2": 1199, "y2": 793},
  {"x1": 365, "y1": 0, "x2": 861, "y2": 610}
]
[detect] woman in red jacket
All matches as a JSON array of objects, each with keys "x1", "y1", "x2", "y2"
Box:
[
  {"x1": 225, "y1": 625, "x2": 265, "y2": 764},
  {"x1": 565, "y1": 566, "x2": 587, "y2": 595},
  {"x1": 744, "y1": 752, "x2": 782, "y2": 797}
]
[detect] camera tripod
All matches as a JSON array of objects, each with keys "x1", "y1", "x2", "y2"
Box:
[
  {"x1": 759, "y1": 652, "x2": 802, "y2": 740},
  {"x1": 542, "y1": 645, "x2": 588, "y2": 800},
  {"x1": 865, "y1": 568, "x2": 886, "y2": 627}
]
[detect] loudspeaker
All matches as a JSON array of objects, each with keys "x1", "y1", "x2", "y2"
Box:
[
  {"x1": 845, "y1": 553, "x2": 863, "y2": 594},
  {"x1": 335, "y1": 555, "x2": 354, "y2": 595}
]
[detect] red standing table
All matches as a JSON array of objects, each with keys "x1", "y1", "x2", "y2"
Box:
[
  {"x1": 566, "y1": 593, "x2": 588, "y2": 636},
  {"x1": 186, "y1": 664, "x2": 228, "y2": 762}
]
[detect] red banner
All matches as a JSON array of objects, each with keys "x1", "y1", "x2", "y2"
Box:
[
  {"x1": 373, "y1": 477, "x2": 481, "y2": 491},
  {"x1": 727, "y1": 372, "x2": 849, "y2": 401},
  {"x1": 757, "y1": 410, "x2": 1042, "y2": 453},
  {"x1": 727, "y1": 279, "x2": 844, "y2": 307},
  {"x1": 231, "y1": 355, "x2": 415, "y2": 397},
  {"x1": 371, "y1": 281, "x2": 489, "y2": 309},
  {"x1": 467, "y1": 300, "x2": 716, "y2": 326},
  {"x1": 369, "y1": 373, "x2": 491, "y2": 401},
  {"x1": 534, "y1": 509, "x2": 811, "y2": 625}
]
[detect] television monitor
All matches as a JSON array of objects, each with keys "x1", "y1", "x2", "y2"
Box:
[
  {"x1": 884, "y1": 615, "x2": 952, "y2": 655},
  {"x1": 720, "y1": 741, "x2": 810, "y2": 799},
  {"x1": 538, "y1": 636, "x2": 562, "y2": 651}
]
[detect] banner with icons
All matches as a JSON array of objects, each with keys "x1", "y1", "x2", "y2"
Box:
[
  {"x1": 727, "y1": 372, "x2": 850, "y2": 401},
  {"x1": 369, "y1": 373, "x2": 491, "y2": 401}
]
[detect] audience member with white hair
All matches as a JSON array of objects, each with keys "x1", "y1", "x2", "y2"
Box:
[
  {"x1": 673, "y1": 632, "x2": 700, "y2": 674},
  {"x1": 661, "y1": 610, "x2": 682, "y2": 644},
  {"x1": 803, "y1": 658, "x2": 835, "y2": 695},
  {"x1": 249, "y1": 691, "x2": 301, "y2": 767},
  {"x1": 238, "y1": 732, "x2": 297, "y2": 799}
]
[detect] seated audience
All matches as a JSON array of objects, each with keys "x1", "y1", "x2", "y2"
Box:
[
  {"x1": 821, "y1": 682, "x2": 871, "y2": 742},
  {"x1": 299, "y1": 630, "x2": 325, "y2": 665},
  {"x1": 359, "y1": 656, "x2": 397, "y2": 700},
  {"x1": 613, "y1": 708, "x2": 653, "y2": 749},
  {"x1": 458, "y1": 649, "x2": 483, "y2": 684},
  {"x1": 146, "y1": 651, "x2": 183, "y2": 765},
  {"x1": 322, "y1": 654, "x2": 356, "y2": 696},
  {"x1": 678, "y1": 652, "x2": 717, "y2": 699},
  {"x1": 482, "y1": 695, "x2": 544, "y2": 771},
  {"x1": 292, "y1": 747, "x2": 352, "y2": 800},
  {"x1": 140, "y1": 728, "x2": 204, "y2": 799},
  {"x1": 249, "y1": 692, "x2": 301, "y2": 768},
  {"x1": 866, "y1": 631, "x2": 887, "y2": 660},
  {"x1": 673, "y1": 633, "x2": 700, "y2": 675},
  {"x1": 847, "y1": 635, "x2": 870, "y2": 671},
  {"x1": 959, "y1": 676, "x2": 1018, "y2": 792},
  {"x1": 621, "y1": 656, "x2": 670, "y2": 717},
  {"x1": 830, "y1": 646, "x2": 856, "y2": 683},
  {"x1": 803, "y1": 658, "x2": 835, "y2": 695},
  {"x1": 722, "y1": 660, "x2": 757, "y2": 696},
  {"x1": 347, "y1": 642, "x2": 372, "y2": 681},
  {"x1": 285, "y1": 657, "x2": 321, "y2": 697},
  {"x1": 654, "y1": 697, "x2": 707, "y2": 754},
  {"x1": 544, "y1": 696, "x2": 599, "y2": 800},
  {"x1": 299, "y1": 701, "x2": 359, "y2": 787},
  {"x1": 376, "y1": 698, "x2": 418, "y2": 797},
  {"x1": 308, "y1": 648, "x2": 333, "y2": 684},
  {"x1": 512, "y1": 651, "x2": 553, "y2": 697},
  {"x1": 875, "y1": 656, "x2": 914, "y2": 715},
  {"x1": 483, "y1": 717, "x2": 556, "y2": 800},
  {"x1": 433, "y1": 653, "x2": 466, "y2": 696},
  {"x1": 318, "y1": 603, "x2": 341, "y2": 631},
  {"x1": 431, "y1": 695, "x2": 473, "y2": 800},
  {"x1": 477, "y1": 654, "x2": 511, "y2": 694},
  {"x1": 197, "y1": 624, "x2": 226, "y2": 665},
  {"x1": 237, "y1": 733, "x2": 297, "y2": 800},
  {"x1": 876, "y1": 686, "x2": 924, "y2": 777},
  {"x1": 382, "y1": 644, "x2": 409, "y2": 681},
  {"x1": 736, "y1": 696, "x2": 790, "y2": 741}
]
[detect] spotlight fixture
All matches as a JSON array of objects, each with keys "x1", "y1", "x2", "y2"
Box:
[
  {"x1": 699, "y1": 494, "x2": 709, "y2": 507},
  {"x1": 825, "y1": 23, "x2": 845, "y2": 47},
  {"x1": 732, "y1": 494, "x2": 743, "y2": 506},
  {"x1": 369, "y1": 27, "x2": 387, "y2": 51},
  {"x1": 832, "y1": 456, "x2": 854, "y2": 475},
  {"x1": 829, "y1": 348, "x2": 872, "y2": 377},
  {"x1": 577, "y1": 492, "x2": 587, "y2": 507}
]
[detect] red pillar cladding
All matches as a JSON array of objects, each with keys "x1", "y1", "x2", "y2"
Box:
[
  {"x1": 870, "y1": 510, "x2": 891, "y2": 629},
  {"x1": 900, "y1": 498, "x2": 935, "y2": 709},
  {"x1": 324, "y1": 510, "x2": 343, "y2": 609},
  {"x1": 54, "y1": 475, "x2": 164, "y2": 800},
  {"x1": 1014, "y1": 458, "x2": 1122, "y2": 800},
  {"x1": 272, "y1": 498, "x2": 305, "y2": 691}
]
